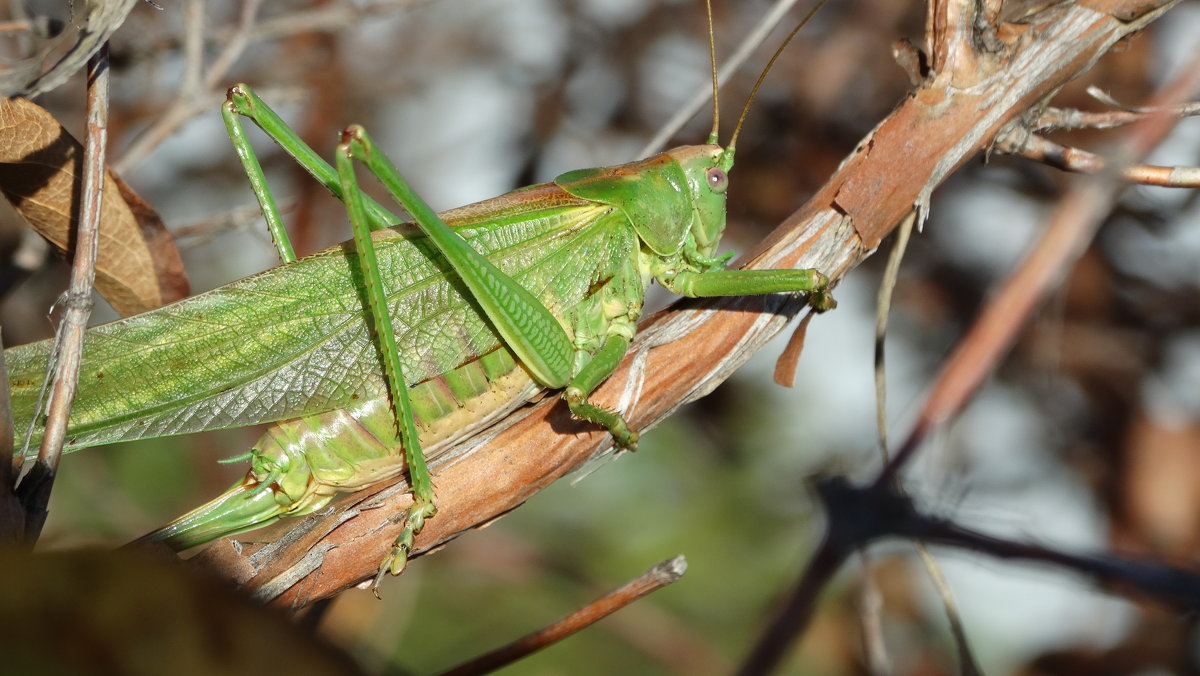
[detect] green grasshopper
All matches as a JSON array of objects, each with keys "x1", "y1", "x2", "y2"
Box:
[{"x1": 5, "y1": 6, "x2": 833, "y2": 582}]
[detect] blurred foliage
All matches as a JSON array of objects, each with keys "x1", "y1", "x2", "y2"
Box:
[{"x1": 0, "y1": 548, "x2": 361, "y2": 676}]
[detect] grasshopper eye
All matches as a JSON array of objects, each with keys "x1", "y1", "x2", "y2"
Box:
[{"x1": 706, "y1": 167, "x2": 728, "y2": 193}]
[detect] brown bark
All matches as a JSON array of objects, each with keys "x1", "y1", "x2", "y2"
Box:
[{"x1": 188, "y1": 0, "x2": 1180, "y2": 609}]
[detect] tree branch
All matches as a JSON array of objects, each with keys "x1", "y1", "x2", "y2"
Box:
[{"x1": 184, "y1": 0, "x2": 1181, "y2": 610}]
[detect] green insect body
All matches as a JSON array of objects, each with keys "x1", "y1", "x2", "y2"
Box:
[{"x1": 6, "y1": 106, "x2": 833, "y2": 566}]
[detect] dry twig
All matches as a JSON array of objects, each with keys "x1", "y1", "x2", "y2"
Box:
[
  {"x1": 439, "y1": 556, "x2": 687, "y2": 676},
  {"x1": 177, "y1": 0, "x2": 1180, "y2": 612},
  {"x1": 878, "y1": 44, "x2": 1200, "y2": 483},
  {"x1": 113, "y1": 0, "x2": 262, "y2": 173},
  {"x1": 15, "y1": 45, "x2": 111, "y2": 541},
  {"x1": 995, "y1": 129, "x2": 1200, "y2": 187},
  {"x1": 737, "y1": 10, "x2": 1200, "y2": 674},
  {"x1": 739, "y1": 475, "x2": 1200, "y2": 675}
]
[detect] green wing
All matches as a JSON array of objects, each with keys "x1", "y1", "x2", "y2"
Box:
[{"x1": 7, "y1": 184, "x2": 638, "y2": 451}]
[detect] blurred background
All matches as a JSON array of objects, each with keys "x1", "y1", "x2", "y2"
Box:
[{"x1": 2, "y1": 0, "x2": 1199, "y2": 673}]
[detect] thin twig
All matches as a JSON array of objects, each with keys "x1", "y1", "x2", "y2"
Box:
[
  {"x1": 438, "y1": 556, "x2": 687, "y2": 676},
  {"x1": 911, "y1": 506, "x2": 1200, "y2": 609},
  {"x1": 837, "y1": 478, "x2": 1200, "y2": 610},
  {"x1": 873, "y1": 210, "x2": 915, "y2": 459},
  {"x1": 217, "y1": 0, "x2": 434, "y2": 44},
  {"x1": 180, "y1": 0, "x2": 205, "y2": 96},
  {"x1": 996, "y1": 130, "x2": 1200, "y2": 187},
  {"x1": 639, "y1": 0, "x2": 803, "y2": 155},
  {"x1": 1035, "y1": 88, "x2": 1200, "y2": 131},
  {"x1": 737, "y1": 520, "x2": 847, "y2": 676},
  {"x1": 15, "y1": 44, "x2": 111, "y2": 542},
  {"x1": 877, "y1": 48, "x2": 1200, "y2": 484},
  {"x1": 1036, "y1": 106, "x2": 1175, "y2": 130},
  {"x1": 188, "y1": 0, "x2": 1181, "y2": 610},
  {"x1": 738, "y1": 4, "x2": 1197, "y2": 672},
  {"x1": 114, "y1": 0, "x2": 262, "y2": 173},
  {"x1": 742, "y1": 470, "x2": 1200, "y2": 675},
  {"x1": 0, "y1": 20, "x2": 37, "y2": 34},
  {"x1": 171, "y1": 202, "x2": 290, "y2": 249},
  {"x1": 856, "y1": 551, "x2": 890, "y2": 675},
  {"x1": 915, "y1": 544, "x2": 981, "y2": 676},
  {"x1": 869, "y1": 211, "x2": 981, "y2": 674},
  {"x1": 201, "y1": 0, "x2": 259, "y2": 92},
  {"x1": 853, "y1": 211, "x2": 917, "y2": 676}
]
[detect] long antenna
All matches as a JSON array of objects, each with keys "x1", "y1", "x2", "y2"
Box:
[
  {"x1": 706, "y1": 0, "x2": 720, "y2": 144},
  {"x1": 727, "y1": 0, "x2": 829, "y2": 152},
  {"x1": 638, "y1": 0, "x2": 802, "y2": 157}
]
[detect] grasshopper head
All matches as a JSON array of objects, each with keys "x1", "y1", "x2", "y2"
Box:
[
  {"x1": 665, "y1": 143, "x2": 735, "y2": 263},
  {"x1": 556, "y1": 143, "x2": 735, "y2": 262}
]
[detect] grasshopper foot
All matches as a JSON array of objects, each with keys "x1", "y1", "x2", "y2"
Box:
[
  {"x1": 565, "y1": 391, "x2": 639, "y2": 451},
  {"x1": 807, "y1": 272, "x2": 837, "y2": 313},
  {"x1": 372, "y1": 498, "x2": 437, "y2": 598}
]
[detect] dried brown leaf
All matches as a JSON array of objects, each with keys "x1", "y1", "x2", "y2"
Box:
[{"x1": 0, "y1": 97, "x2": 189, "y2": 316}]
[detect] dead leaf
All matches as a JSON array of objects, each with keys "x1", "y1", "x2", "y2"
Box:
[{"x1": 0, "y1": 97, "x2": 189, "y2": 316}]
